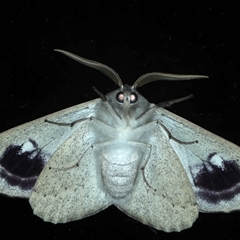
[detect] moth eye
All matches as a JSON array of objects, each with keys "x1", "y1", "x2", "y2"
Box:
[
  {"x1": 116, "y1": 92, "x2": 124, "y2": 103},
  {"x1": 130, "y1": 92, "x2": 138, "y2": 103}
]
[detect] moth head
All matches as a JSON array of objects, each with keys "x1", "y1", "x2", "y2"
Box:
[{"x1": 105, "y1": 85, "x2": 151, "y2": 120}]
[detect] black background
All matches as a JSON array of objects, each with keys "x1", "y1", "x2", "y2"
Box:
[{"x1": 1, "y1": 1, "x2": 240, "y2": 239}]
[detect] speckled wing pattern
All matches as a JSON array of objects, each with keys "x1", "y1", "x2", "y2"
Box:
[
  {"x1": 0, "y1": 99, "x2": 101, "y2": 198},
  {"x1": 116, "y1": 125, "x2": 198, "y2": 232},
  {"x1": 29, "y1": 114, "x2": 111, "y2": 223},
  {"x1": 1, "y1": 47, "x2": 240, "y2": 231},
  {"x1": 157, "y1": 107, "x2": 240, "y2": 213}
]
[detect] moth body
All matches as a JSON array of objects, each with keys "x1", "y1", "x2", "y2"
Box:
[
  {"x1": 1, "y1": 49, "x2": 240, "y2": 232},
  {"x1": 92, "y1": 85, "x2": 154, "y2": 199}
]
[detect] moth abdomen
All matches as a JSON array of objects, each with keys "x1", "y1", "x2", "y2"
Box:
[
  {"x1": 102, "y1": 159, "x2": 139, "y2": 199},
  {"x1": 100, "y1": 143, "x2": 143, "y2": 199}
]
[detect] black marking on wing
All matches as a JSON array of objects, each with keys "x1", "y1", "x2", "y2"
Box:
[
  {"x1": 193, "y1": 153, "x2": 240, "y2": 203},
  {"x1": 0, "y1": 139, "x2": 45, "y2": 190}
]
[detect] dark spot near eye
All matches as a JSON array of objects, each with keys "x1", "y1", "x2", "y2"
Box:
[
  {"x1": 0, "y1": 140, "x2": 46, "y2": 190},
  {"x1": 193, "y1": 153, "x2": 240, "y2": 203}
]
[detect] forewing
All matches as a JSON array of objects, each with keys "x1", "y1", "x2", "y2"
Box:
[
  {"x1": 29, "y1": 119, "x2": 111, "y2": 223},
  {"x1": 156, "y1": 107, "x2": 240, "y2": 212},
  {"x1": 0, "y1": 99, "x2": 101, "y2": 198},
  {"x1": 115, "y1": 128, "x2": 198, "y2": 232}
]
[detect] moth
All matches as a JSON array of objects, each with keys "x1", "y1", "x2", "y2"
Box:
[{"x1": 1, "y1": 50, "x2": 240, "y2": 232}]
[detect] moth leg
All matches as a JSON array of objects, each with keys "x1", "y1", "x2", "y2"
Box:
[
  {"x1": 136, "y1": 94, "x2": 193, "y2": 122},
  {"x1": 133, "y1": 119, "x2": 197, "y2": 145},
  {"x1": 140, "y1": 144, "x2": 157, "y2": 191},
  {"x1": 44, "y1": 117, "x2": 90, "y2": 127},
  {"x1": 45, "y1": 115, "x2": 116, "y2": 129},
  {"x1": 92, "y1": 86, "x2": 107, "y2": 101},
  {"x1": 122, "y1": 140, "x2": 156, "y2": 191},
  {"x1": 158, "y1": 94, "x2": 193, "y2": 108},
  {"x1": 157, "y1": 120, "x2": 198, "y2": 145}
]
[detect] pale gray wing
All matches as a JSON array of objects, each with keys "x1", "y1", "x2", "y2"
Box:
[
  {"x1": 156, "y1": 107, "x2": 240, "y2": 213},
  {"x1": 115, "y1": 128, "x2": 198, "y2": 232},
  {"x1": 0, "y1": 99, "x2": 101, "y2": 198},
  {"x1": 29, "y1": 118, "x2": 112, "y2": 223}
]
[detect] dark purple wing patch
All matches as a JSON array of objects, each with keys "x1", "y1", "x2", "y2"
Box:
[
  {"x1": 192, "y1": 153, "x2": 240, "y2": 203},
  {"x1": 0, "y1": 139, "x2": 45, "y2": 190}
]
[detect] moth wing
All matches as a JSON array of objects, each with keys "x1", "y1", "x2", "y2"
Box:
[
  {"x1": 0, "y1": 99, "x2": 101, "y2": 198},
  {"x1": 156, "y1": 107, "x2": 240, "y2": 213},
  {"x1": 115, "y1": 129, "x2": 198, "y2": 232},
  {"x1": 29, "y1": 119, "x2": 111, "y2": 224}
]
